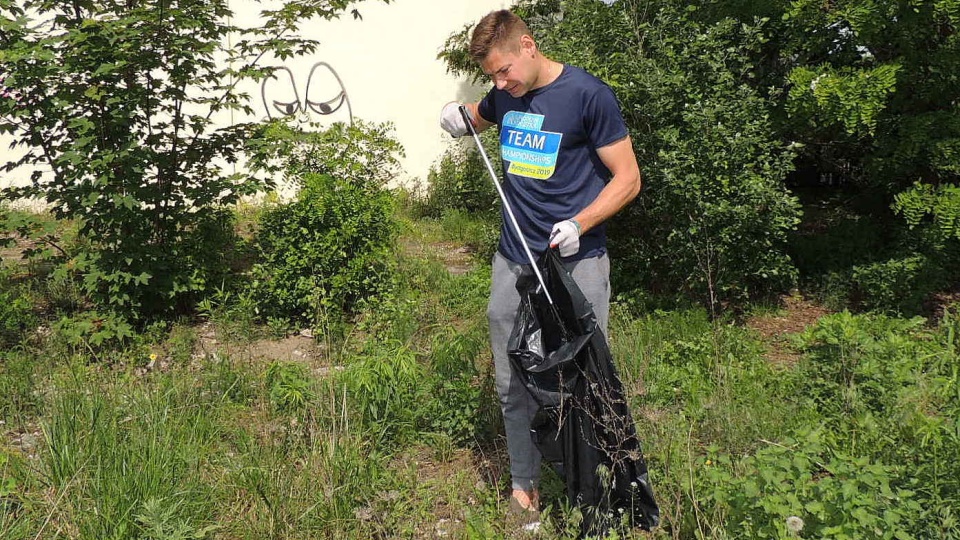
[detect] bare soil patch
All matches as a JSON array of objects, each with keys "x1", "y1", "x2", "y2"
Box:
[
  {"x1": 0, "y1": 236, "x2": 32, "y2": 267},
  {"x1": 194, "y1": 322, "x2": 328, "y2": 371},
  {"x1": 399, "y1": 236, "x2": 477, "y2": 275},
  {"x1": 746, "y1": 293, "x2": 831, "y2": 365}
]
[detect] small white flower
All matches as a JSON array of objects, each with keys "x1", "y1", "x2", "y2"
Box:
[
  {"x1": 786, "y1": 515, "x2": 804, "y2": 534},
  {"x1": 810, "y1": 74, "x2": 825, "y2": 91}
]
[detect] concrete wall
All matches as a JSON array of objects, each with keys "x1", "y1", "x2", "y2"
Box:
[{"x1": 0, "y1": 0, "x2": 504, "y2": 200}]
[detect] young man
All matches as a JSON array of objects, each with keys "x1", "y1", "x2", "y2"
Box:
[{"x1": 438, "y1": 9, "x2": 641, "y2": 529}]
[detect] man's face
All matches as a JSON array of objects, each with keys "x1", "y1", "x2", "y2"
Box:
[{"x1": 481, "y1": 38, "x2": 537, "y2": 98}]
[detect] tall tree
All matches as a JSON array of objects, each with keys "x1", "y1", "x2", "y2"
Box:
[{"x1": 0, "y1": 0, "x2": 390, "y2": 318}]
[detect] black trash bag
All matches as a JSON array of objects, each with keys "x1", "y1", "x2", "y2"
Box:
[{"x1": 507, "y1": 248, "x2": 659, "y2": 537}]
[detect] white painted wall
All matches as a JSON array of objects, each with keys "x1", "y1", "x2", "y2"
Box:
[
  {"x1": 0, "y1": 0, "x2": 504, "y2": 200},
  {"x1": 229, "y1": 0, "x2": 506, "y2": 191}
]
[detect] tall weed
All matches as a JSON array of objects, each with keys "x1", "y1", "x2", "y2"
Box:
[
  {"x1": 796, "y1": 310, "x2": 960, "y2": 533},
  {"x1": 39, "y1": 368, "x2": 221, "y2": 539},
  {"x1": 700, "y1": 429, "x2": 922, "y2": 539}
]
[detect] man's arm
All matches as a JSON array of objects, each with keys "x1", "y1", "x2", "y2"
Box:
[
  {"x1": 463, "y1": 101, "x2": 495, "y2": 133},
  {"x1": 441, "y1": 101, "x2": 495, "y2": 136},
  {"x1": 571, "y1": 135, "x2": 642, "y2": 233}
]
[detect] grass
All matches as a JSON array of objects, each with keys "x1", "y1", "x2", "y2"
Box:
[{"x1": 1, "y1": 209, "x2": 958, "y2": 539}]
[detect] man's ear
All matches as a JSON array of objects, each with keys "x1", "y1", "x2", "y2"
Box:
[{"x1": 519, "y1": 34, "x2": 537, "y2": 57}]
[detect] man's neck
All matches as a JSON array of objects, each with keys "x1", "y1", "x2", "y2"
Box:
[{"x1": 532, "y1": 58, "x2": 562, "y2": 91}]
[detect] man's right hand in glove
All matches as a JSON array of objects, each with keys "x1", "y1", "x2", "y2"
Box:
[{"x1": 440, "y1": 102, "x2": 472, "y2": 137}]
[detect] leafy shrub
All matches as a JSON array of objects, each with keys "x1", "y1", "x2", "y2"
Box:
[
  {"x1": 336, "y1": 327, "x2": 495, "y2": 447},
  {"x1": 422, "y1": 329, "x2": 495, "y2": 445},
  {"x1": 248, "y1": 173, "x2": 396, "y2": 326},
  {"x1": 51, "y1": 310, "x2": 134, "y2": 352},
  {"x1": 0, "y1": 282, "x2": 35, "y2": 349},
  {"x1": 417, "y1": 132, "x2": 500, "y2": 219},
  {"x1": 702, "y1": 429, "x2": 922, "y2": 539},
  {"x1": 786, "y1": 64, "x2": 901, "y2": 138},
  {"x1": 796, "y1": 311, "x2": 930, "y2": 419},
  {"x1": 265, "y1": 361, "x2": 314, "y2": 413},
  {"x1": 339, "y1": 342, "x2": 424, "y2": 444},
  {"x1": 852, "y1": 254, "x2": 943, "y2": 314},
  {"x1": 253, "y1": 119, "x2": 404, "y2": 191},
  {"x1": 794, "y1": 311, "x2": 960, "y2": 526},
  {"x1": 608, "y1": 14, "x2": 800, "y2": 311},
  {"x1": 0, "y1": 2, "x2": 301, "y2": 319},
  {"x1": 1, "y1": 1, "x2": 396, "y2": 321},
  {"x1": 891, "y1": 181, "x2": 960, "y2": 288}
]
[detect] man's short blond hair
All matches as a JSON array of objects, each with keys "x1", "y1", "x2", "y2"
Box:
[{"x1": 469, "y1": 10, "x2": 532, "y2": 63}]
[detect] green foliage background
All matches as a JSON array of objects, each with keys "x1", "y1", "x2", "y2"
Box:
[{"x1": 437, "y1": 0, "x2": 960, "y2": 314}]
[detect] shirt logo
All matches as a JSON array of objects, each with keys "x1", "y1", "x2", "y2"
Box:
[{"x1": 501, "y1": 111, "x2": 562, "y2": 180}]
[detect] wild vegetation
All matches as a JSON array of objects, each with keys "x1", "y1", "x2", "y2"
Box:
[{"x1": 2, "y1": 0, "x2": 959, "y2": 539}]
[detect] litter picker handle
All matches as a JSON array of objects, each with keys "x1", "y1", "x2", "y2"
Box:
[{"x1": 458, "y1": 105, "x2": 554, "y2": 305}]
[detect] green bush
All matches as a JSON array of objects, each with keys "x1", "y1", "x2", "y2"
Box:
[
  {"x1": 0, "y1": 257, "x2": 38, "y2": 350},
  {"x1": 51, "y1": 310, "x2": 135, "y2": 352},
  {"x1": 0, "y1": 3, "x2": 286, "y2": 319},
  {"x1": 248, "y1": 173, "x2": 396, "y2": 326},
  {"x1": 702, "y1": 429, "x2": 922, "y2": 539},
  {"x1": 336, "y1": 325, "x2": 495, "y2": 447},
  {"x1": 0, "y1": 287, "x2": 35, "y2": 349},
  {"x1": 852, "y1": 254, "x2": 943, "y2": 314},
  {"x1": 423, "y1": 328, "x2": 495, "y2": 445},
  {"x1": 794, "y1": 311, "x2": 960, "y2": 528},
  {"x1": 797, "y1": 311, "x2": 930, "y2": 419},
  {"x1": 607, "y1": 13, "x2": 800, "y2": 310},
  {"x1": 265, "y1": 361, "x2": 314, "y2": 413},
  {"x1": 339, "y1": 342, "x2": 424, "y2": 444},
  {"x1": 254, "y1": 119, "x2": 404, "y2": 191},
  {"x1": 417, "y1": 133, "x2": 500, "y2": 219}
]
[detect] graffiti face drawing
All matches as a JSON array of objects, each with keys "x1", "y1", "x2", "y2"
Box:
[
  {"x1": 261, "y1": 62, "x2": 352, "y2": 125},
  {"x1": 261, "y1": 66, "x2": 301, "y2": 118}
]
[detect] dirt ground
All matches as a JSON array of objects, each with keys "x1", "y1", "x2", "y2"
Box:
[
  {"x1": 745, "y1": 292, "x2": 832, "y2": 365},
  {"x1": 399, "y1": 235, "x2": 477, "y2": 276},
  {"x1": 184, "y1": 322, "x2": 343, "y2": 384}
]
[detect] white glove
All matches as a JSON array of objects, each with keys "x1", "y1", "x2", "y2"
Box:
[
  {"x1": 440, "y1": 102, "x2": 471, "y2": 137},
  {"x1": 550, "y1": 219, "x2": 582, "y2": 257}
]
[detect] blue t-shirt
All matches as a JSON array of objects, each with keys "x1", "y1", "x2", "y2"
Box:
[{"x1": 477, "y1": 64, "x2": 628, "y2": 263}]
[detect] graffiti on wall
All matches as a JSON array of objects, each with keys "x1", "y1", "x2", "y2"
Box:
[
  {"x1": 0, "y1": 72, "x2": 24, "y2": 107},
  {"x1": 261, "y1": 62, "x2": 352, "y2": 125}
]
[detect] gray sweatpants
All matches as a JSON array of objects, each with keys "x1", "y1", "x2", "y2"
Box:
[{"x1": 488, "y1": 251, "x2": 611, "y2": 491}]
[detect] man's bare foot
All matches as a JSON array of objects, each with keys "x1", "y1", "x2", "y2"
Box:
[
  {"x1": 508, "y1": 489, "x2": 541, "y2": 533},
  {"x1": 511, "y1": 489, "x2": 540, "y2": 511}
]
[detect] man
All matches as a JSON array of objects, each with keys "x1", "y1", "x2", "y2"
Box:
[{"x1": 438, "y1": 9, "x2": 641, "y2": 530}]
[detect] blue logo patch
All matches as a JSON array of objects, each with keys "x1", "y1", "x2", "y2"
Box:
[{"x1": 501, "y1": 112, "x2": 562, "y2": 180}]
